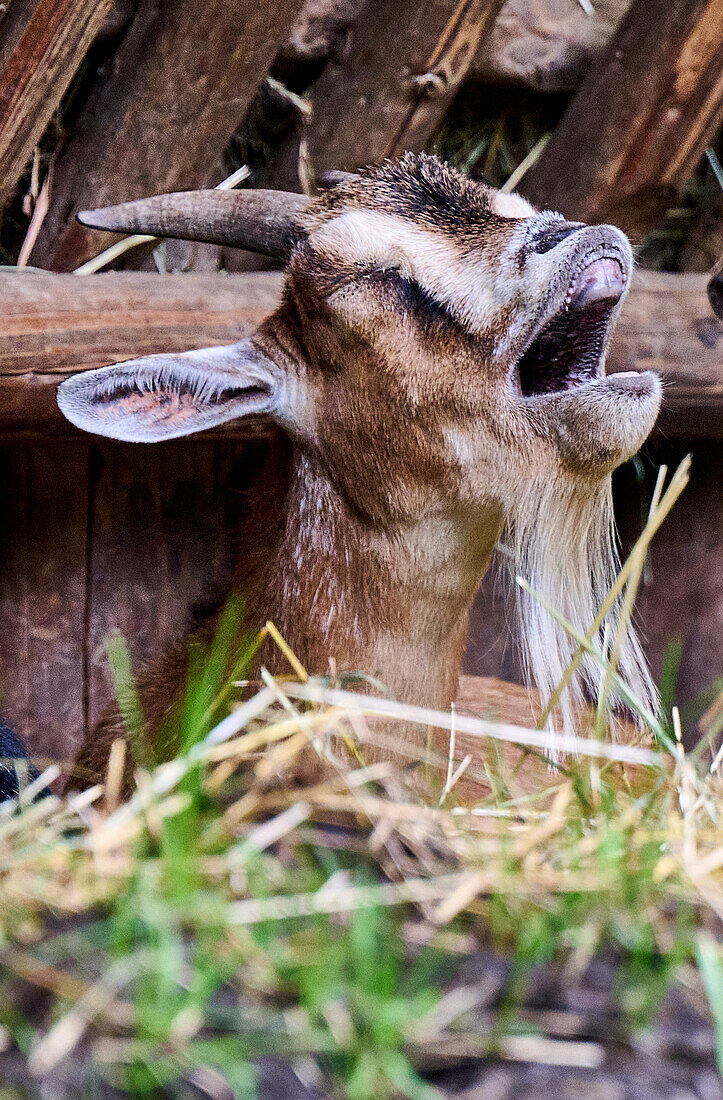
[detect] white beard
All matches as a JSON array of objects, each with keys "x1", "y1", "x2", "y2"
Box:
[{"x1": 506, "y1": 472, "x2": 658, "y2": 754}]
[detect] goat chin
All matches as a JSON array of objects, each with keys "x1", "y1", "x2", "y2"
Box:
[{"x1": 506, "y1": 470, "x2": 658, "y2": 757}]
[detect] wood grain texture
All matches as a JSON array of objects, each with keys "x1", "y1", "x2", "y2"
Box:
[
  {"x1": 0, "y1": 443, "x2": 88, "y2": 766},
  {"x1": 304, "y1": 0, "x2": 504, "y2": 174},
  {"x1": 0, "y1": 270, "x2": 719, "y2": 438},
  {"x1": 0, "y1": 272, "x2": 282, "y2": 436},
  {"x1": 0, "y1": 0, "x2": 113, "y2": 206},
  {"x1": 523, "y1": 0, "x2": 723, "y2": 239},
  {"x1": 0, "y1": 437, "x2": 250, "y2": 768},
  {"x1": 85, "y1": 441, "x2": 241, "y2": 735},
  {"x1": 0, "y1": 0, "x2": 39, "y2": 72},
  {"x1": 611, "y1": 270, "x2": 723, "y2": 439},
  {"x1": 31, "y1": 0, "x2": 306, "y2": 271}
]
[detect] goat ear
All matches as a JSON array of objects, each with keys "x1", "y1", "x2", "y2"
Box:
[{"x1": 57, "y1": 340, "x2": 286, "y2": 442}]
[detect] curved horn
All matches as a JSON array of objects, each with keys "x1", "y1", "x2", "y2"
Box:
[
  {"x1": 318, "y1": 170, "x2": 362, "y2": 189},
  {"x1": 77, "y1": 189, "x2": 311, "y2": 258}
]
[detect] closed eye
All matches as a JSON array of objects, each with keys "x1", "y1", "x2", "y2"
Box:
[{"x1": 354, "y1": 264, "x2": 460, "y2": 329}]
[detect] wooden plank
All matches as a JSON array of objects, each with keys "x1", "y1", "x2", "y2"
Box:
[
  {"x1": 0, "y1": 270, "x2": 720, "y2": 439},
  {"x1": 300, "y1": 0, "x2": 503, "y2": 176},
  {"x1": 86, "y1": 441, "x2": 242, "y2": 735},
  {"x1": 0, "y1": 272, "x2": 283, "y2": 436},
  {"x1": 0, "y1": 443, "x2": 89, "y2": 767},
  {"x1": 615, "y1": 441, "x2": 723, "y2": 710},
  {"x1": 0, "y1": 437, "x2": 249, "y2": 769},
  {"x1": 610, "y1": 270, "x2": 723, "y2": 439},
  {"x1": 31, "y1": 0, "x2": 306, "y2": 272},
  {"x1": 0, "y1": 446, "x2": 31, "y2": 748},
  {"x1": 523, "y1": 0, "x2": 723, "y2": 240},
  {"x1": 0, "y1": 0, "x2": 113, "y2": 208}
]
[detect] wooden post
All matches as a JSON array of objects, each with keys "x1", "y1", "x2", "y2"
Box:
[
  {"x1": 522, "y1": 0, "x2": 723, "y2": 239},
  {"x1": 0, "y1": 442, "x2": 90, "y2": 764},
  {"x1": 31, "y1": 0, "x2": 306, "y2": 272},
  {"x1": 288, "y1": 0, "x2": 503, "y2": 179},
  {"x1": 0, "y1": 0, "x2": 113, "y2": 207},
  {"x1": 0, "y1": 270, "x2": 719, "y2": 439},
  {"x1": 0, "y1": 1, "x2": 39, "y2": 71}
]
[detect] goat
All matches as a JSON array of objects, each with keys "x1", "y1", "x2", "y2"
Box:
[{"x1": 58, "y1": 154, "x2": 662, "y2": 789}]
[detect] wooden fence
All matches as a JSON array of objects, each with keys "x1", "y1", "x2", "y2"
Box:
[{"x1": 0, "y1": 0, "x2": 720, "y2": 762}]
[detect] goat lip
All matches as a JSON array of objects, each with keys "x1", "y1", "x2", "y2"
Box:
[
  {"x1": 566, "y1": 256, "x2": 625, "y2": 310},
  {"x1": 604, "y1": 370, "x2": 658, "y2": 397},
  {"x1": 511, "y1": 250, "x2": 628, "y2": 399}
]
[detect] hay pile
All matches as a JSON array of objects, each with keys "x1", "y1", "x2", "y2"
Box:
[{"x1": 0, "y1": 459, "x2": 720, "y2": 1097}]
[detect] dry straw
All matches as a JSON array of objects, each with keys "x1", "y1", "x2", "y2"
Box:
[{"x1": 0, "y1": 457, "x2": 720, "y2": 1086}]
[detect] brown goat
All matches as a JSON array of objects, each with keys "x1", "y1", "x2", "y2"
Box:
[{"x1": 58, "y1": 154, "x2": 661, "y2": 791}]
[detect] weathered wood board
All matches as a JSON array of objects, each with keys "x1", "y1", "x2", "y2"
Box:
[
  {"x1": 0, "y1": 272, "x2": 281, "y2": 437},
  {"x1": 0, "y1": 270, "x2": 721, "y2": 439},
  {"x1": 84, "y1": 441, "x2": 243, "y2": 736},
  {"x1": 0, "y1": 443, "x2": 88, "y2": 766},
  {"x1": 0, "y1": 439, "x2": 251, "y2": 766},
  {"x1": 523, "y1": 0, "x2": 723, "y2": 239},
  {"x1": 0, "y1": 0, "x2": 113, "y2": 207},
  {"x1": 32, "y1": 0, "x2": 307, "y2": 271}
]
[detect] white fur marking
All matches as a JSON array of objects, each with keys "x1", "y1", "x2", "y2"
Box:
[
  {"x1": 309, "y1": 210, "x2": 525, "y2": 333},
  {"x1": 493, "y1": 191, "x2": 536, "y2": 219}
]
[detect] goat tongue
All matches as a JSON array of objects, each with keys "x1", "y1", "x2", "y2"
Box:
[{"x1": 568, "y1": 258, "x2": 624, "y2": 310}]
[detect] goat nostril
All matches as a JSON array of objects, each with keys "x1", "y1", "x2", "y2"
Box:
[{"x1": 532, "y1": 222, "x2": 585, "y2": 255}]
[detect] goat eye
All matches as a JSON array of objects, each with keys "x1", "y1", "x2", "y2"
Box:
[
  {"x1": 332, "y1": 265, "x2": 405, "y2": 302},
  {"x1": 345, "y1": 266, "x2": 453, "y2": 329}
]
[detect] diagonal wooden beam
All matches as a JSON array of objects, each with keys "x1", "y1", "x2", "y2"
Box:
[
  {"x1": 31, "y1": 0, "x2": 306, "y2": 272},
  {"x1": 310, "y1": 0, "x2": 503, "y2": 172},
  {"x1": 0, "y1": 0, "x2": 114, "y2": 208},
  {"x1": 252, "y1": 0, "x2": 503, "y2": 193},
  {"x1": 522, "y1": 0, "x2": 723, "y2": 240}
]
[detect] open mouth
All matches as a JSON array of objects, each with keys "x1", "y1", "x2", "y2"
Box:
[{"x1": 516, "y1": 257, "x2": 625, "y2": 397}]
